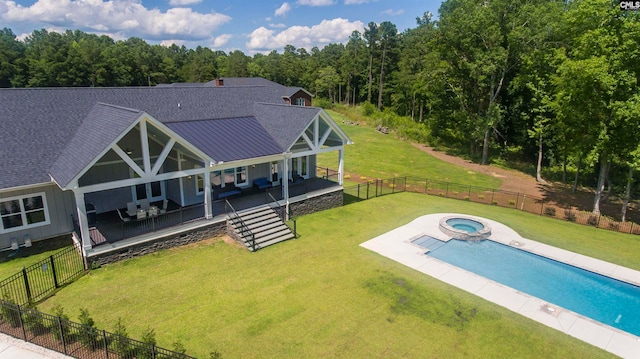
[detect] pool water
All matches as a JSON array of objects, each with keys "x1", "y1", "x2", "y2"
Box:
[
  {"x1": 425, "y1": 238, "x2": 640, "y2": 336},
  {"x1": 445, "y1": 218, "x2": 483, "y2": 233}
]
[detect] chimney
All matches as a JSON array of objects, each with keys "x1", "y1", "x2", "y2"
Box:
[{"x1": 215, "y1": 78, "x2": 224, "y2": 86}]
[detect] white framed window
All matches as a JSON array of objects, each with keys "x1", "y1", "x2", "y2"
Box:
[
  {"x1": 221, "y1": 167, "x2": 248, "y2": 187},
  {"x1": 290, "y1": 156, "x2": 309, "y2": 179},
  {"x1": 195, "y1": 165, "x2": 204, "y2": 195},
  {"x1": 270, "y1": 161, "x2": 280, "y2": 183},
  {"x1": 0, "y1": 192, "x2": 50, "y2": 233},
  {"x1": 296, "y1": 97, "x2": 305, "y2": 106}
]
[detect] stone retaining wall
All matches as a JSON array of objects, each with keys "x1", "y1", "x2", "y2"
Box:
[
  {"x1": 87, "y1": 222, "x2": 227, "y2": 267},
  {"x1": 290, "y1": 190, "x2": 343, "y2": 217}
]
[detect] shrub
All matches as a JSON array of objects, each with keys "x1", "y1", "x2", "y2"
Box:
[
  {"x1": 313, "y1": 97, "x2": 333, "y2": 109},
  {"x1": 439, "y1": 192, "x2": 445, "y2": 197},
  {"x1": 50, "y1": 304, "x2": 71, "y2": 341},
  {"x1": 464, "y1": 196, "x2": 470, "y2": 201},
  {"x1": 172, "y1": 341, "x2": 187, "y2": 355},
  {"x1": 343, "y1": 174, "x2": 351, "y2": 179},
  {"x1": 138, "y1": 326, "x2": 157, "y2": 359},
  {"x1": 111, "y1": 317, "x2": 131, "y2": 356},
  {"x1": 0, "y1": 297, "x2": 21, "y2": 328},
  {"x1": 452, "y1": 191, "x2": 459, "y2": 196},
  {"x1": 478, "y1": 194, "x2": 485, "y2": 200},
  {"x1": 78, "y1": 308, "x2": 99, "y2": 349},
  {"x1": 564, "y1": 209, "x2": 577, "y2": 222},
  {"x1": 587, "y1": 215, "x2": 599, "y2": 226},
  {"x1": 544, "y1": 207, "x2": 556, "y2": 217},
  {"x1": 23, "y1": 306, "x2": 48, "y2": 334},
  {"x1": 361, "y1": 102, "x2": 376, "y2": 117},
  {"x1": 508, "y1": 200, "x2": 516, "y2": 206},
  {"x1": 492, "y1": 201, "x2": 498, "y2": 205}
]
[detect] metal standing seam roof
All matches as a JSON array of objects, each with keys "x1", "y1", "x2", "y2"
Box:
[{"x1": 164, "y1": 117, "x2": 284, "y2": 163}]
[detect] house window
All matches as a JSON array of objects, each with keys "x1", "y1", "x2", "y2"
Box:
[
  {"x1": 290, "y1": 156, "x2": 309, "y2": 179},
  {"x1": 221, "y1": 167, "x2": 248, "y2": 187},
  {"x1": 211, "y1": 171, "x2": 222, "y2": 186},
  {"x1": 270, "y1": 161, "x2": 279, "y2": 183},
  {"x1": 0, "y1": 193, "x2": 50, "y2": 233},
  {"x1": 296, "y1": 97, "x2": 305, "y2": 106},
  {"x1": 195, "y1": 175, "x2": 204, "y2": 195}
]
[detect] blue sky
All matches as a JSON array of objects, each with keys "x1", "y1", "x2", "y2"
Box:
[{"x1": 0, "y1": 0, "x2": 442, "y2": 53}]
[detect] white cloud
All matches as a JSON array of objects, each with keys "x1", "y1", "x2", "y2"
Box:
[
  {"x1": 160, "y1": 39, "x2": 186, "y2": 47},
  {"x1": 269, "y1": 23, "x2": 287, "y2": 28},
  {"x1": 345, "y1": 0, "x2": 369, "y2": 4},
  {"x1": 381, "y1": 8, "x2": 404, "y2": 16},
  {"x1": 0, "y1": 0, "x2": 232, "y2": 40},
  {"x1": 212, "y1": 34, "x2": 232, "y2": 48},
  {"x1": 275, "y1": 2, "x2": 291, "y2": 17},
  {"x1": 247, "y1": 18, "x2": 364, "y2": 52},
  {"x1": 296, "y1": 0, "x2": 334, "y2": 6},
  {"x1": 168, "y1": 0, "x2": 202, "y2": 5}
]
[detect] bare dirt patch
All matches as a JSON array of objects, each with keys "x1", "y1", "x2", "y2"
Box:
[{"x1": 413, "y1": 144, "x2": 640, "y2": 223}]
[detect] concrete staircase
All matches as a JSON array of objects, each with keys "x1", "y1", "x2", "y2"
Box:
[{"x1": 230, "y1": 205, "x2": 295, "y2": 251}]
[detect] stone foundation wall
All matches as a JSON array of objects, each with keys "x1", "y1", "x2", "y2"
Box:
[
  {"x1": 290, "y1": 190, "x2": 343, "y2": 217},
  {"x1": 87, "y1": 222, "x2": 227, "y2": 267}
]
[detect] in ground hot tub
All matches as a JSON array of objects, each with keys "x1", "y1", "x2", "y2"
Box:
[{"x1": 439, "y1": 216, "x2": 491, "y2": 241}]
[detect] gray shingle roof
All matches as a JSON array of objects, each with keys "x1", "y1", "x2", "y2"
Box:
[
  {"x1": 0, "y1": 84, "x2": 323, "y2": 190},
  {"x1": 49, "y1": 103, "x2": 143, "y2": 188},
  {"x1": 254, "y1": 103, "x2": 321, "y2": 150}
]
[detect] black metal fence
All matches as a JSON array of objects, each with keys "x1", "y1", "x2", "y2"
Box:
[
  {"x1": 344, "y1": 176, "x2": 640, "y2": 235},
  {"x1": 0, "y1": 299, "x2": 195, "y2": 359},
  {"x1": 0, "y1": 243, "x2": 86, "y2": 306}
]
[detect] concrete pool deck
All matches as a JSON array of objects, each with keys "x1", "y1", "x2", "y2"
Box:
[{"x1": 360, "y1": 213, "x2": 640, "y2": 359}]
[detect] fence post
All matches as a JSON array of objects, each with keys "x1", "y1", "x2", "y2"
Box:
[
  {"x1": 404, "y1": 176, "x2": 407, "y2": 192},
  {"x1": 22, "y1": 268, "x2": 32, "y2": 304},
  {"x1": 357, "y1": 184, "x2": 361, "y2": 201},
  {"x1": 50, "y1": 256, "x2": 59, "y2": 289},
  {"x1": 425, "y1": 179, "x2": 428, "y2": 194},
  {"x1": 597, "y1": 213, "x2": 601, "y2": 228},
  {"x1": 17, "y1": 304, "x2": 26, "y2": 340},
  {"x1": 366, "y1": 181, "x2": 370, "y2": 200},
  {"x1": 392, "y1": 177, "x2": 396, "y2": 194},
  {"x1": 468, "y1": 186, "x2": 471, "y2": 199},
  {"x1": 58, "y1": 316, "x2": 67, "y2": 354},
  {"x1": 103, "y1": 330, "x2": 109, "y2": 359},
  {"x1": 152, "y1": 344, "x2": 157, "y2": 359},
  {"x1": 631, "y1": 222, "x2": 635, "y2": 234},
  {"x1": 446, "y1": 182, "x2": 449, "y2": 198},
  {"x1": 491, "y1": 189, "x2": 495, "y2": 204}
]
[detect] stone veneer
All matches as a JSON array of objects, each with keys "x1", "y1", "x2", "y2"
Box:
[
  {"x1": 289, "y1": 189, "x2": 343, "y2": 217},
  {"x1": 86, "y1": 189, "x2": 344, "y2": 266},
  {"x1": 87, "y1": 222, "x2": 227, "y2": 267}
]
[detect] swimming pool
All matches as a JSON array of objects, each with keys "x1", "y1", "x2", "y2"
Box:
[
  {"x1": 422, "y1": 238, "x2": 640, "y2": 336},
  {"x1": 360, "y1": 213, "x2": 640, "y2": 358}
]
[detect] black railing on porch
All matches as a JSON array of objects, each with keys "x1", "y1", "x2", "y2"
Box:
[
  {"x1": 225, "y1": 200, "x2": 256, "y2": 251},
  {"x1": 85, "y1": 205, "x2": 205, "y2": 246}
]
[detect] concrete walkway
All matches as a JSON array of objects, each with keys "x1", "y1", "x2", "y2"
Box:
[
  {"x1": 360, "y1": 213, "x2": 640, "y2": 359},
  {"x1": 0, "y1": 333, "x2": 72, "y2": 359}
]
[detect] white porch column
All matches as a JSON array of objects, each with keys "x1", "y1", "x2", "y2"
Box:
[
  {"x1": 338, "y1": 149, "x2": 345, "y2": 186},
  {"x1": 282, "y1": 156, "x2": 290, "y2": 221},
  {"x1": 73, "y1": 191, "x2": 92, "y2": 253},
  {"x1": 204, "y1": 163, "x2": 212, "y2": 219}
]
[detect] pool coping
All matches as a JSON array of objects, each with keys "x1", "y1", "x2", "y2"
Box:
[{"x1": 360, "y1": 213, "x2": 640, "y2": 359}]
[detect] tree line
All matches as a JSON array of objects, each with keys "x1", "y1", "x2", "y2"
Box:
[{"x1": 1, "y1": 0, "x2": 639, "y2": 217}]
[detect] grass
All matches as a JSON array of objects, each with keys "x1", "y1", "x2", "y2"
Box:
[
  {"x1": 35, "y1": 193, "x2": 632, "y2": 358},
  {"x1": 0, "y1": 236, "x2": 73, "y2": 280},
  {"x1": 318, "y1": 110, "x2": 501, "y2": 189}
]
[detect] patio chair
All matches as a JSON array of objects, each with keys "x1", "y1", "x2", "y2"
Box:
[
  {"x1": 160, "y1": 199, "x2": 168, "y2": 214},
  {"x1": 140, "y1": 199, "x2": 150, "y2": 210},
  {"x1": 136, "y1": 209, "x2": 147, "y2": 220},
  {"x1": 116, "y1": 208, "x2": 131, "y2": 222},
  {"x1": 148, "y1": 206, "x2": 158, "y2": 217},
  {"x1": 126, "y1": 202, "x2": 137, "y2": 216}
]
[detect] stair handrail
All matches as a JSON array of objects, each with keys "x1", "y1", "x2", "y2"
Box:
[
  {"x1": 266, "y1": 192, "x2": 285, "y2": 221},
  {"x1": 266, "y1": 193, "x2": 297, "y2": 239},
  {"x1": 225, "y1": 199, "x2": 256, "y2": 251}
]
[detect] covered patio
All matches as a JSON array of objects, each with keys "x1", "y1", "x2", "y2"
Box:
[{"x1": 84, "y1": 176, "x2": 341, "y2": 246}]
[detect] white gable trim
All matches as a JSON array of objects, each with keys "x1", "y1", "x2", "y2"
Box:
[{"x1": 62, "y1": 113, "x2": 217, "y2": 191}]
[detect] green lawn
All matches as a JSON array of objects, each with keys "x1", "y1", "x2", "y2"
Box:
[
  {"x1": 37, "y1": 193, "x2": 634, "y2": 358},
  {"x1": 319, "y1": 110, "x2": 501, "y2": 189}
]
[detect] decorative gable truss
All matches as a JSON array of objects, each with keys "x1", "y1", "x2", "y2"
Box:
[
  {"x1": 289, "y1": 111, "x2": 352, "y2": 155},
  {"x1": 70, "y1": 115, "x2": 215, "y2": 195}
]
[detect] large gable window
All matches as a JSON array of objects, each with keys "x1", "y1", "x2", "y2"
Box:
[
  {"x1": 296, "y1": 97, "x2": 305, "y2": 106},
  {"x1": 0, "y1": 193, "x2": 50, "y2": 233}
]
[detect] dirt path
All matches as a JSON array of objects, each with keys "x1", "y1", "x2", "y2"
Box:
[{"x1": 413, "y1": 144, "x2": 546, "y2": 197}]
